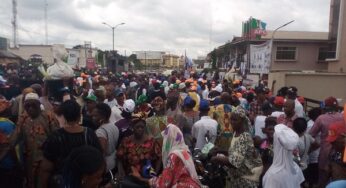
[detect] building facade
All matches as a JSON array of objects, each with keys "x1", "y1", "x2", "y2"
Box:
[
  {"x1": 208, "y1": 31, "x2": 330, "y2": 73},
  {"x1": 162, "y1": 54, "x2": 180, "y2": 68},
  {"x1": 133, "y1": 51, "x2": 165, "y2": 67},
  {"x1": 10, "y1": 45, "x2": 55, "y2": 65},
  {"x1": 9, "y1": 44, "x2": 98, "y2": 68}
]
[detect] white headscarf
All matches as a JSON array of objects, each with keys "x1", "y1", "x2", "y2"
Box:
[
  {"x1": 161, "y1": 124, "x2": 199, "y2": 180},
  {"x1": 263, "y1": 124, "x2": 305, "y2": 188}
]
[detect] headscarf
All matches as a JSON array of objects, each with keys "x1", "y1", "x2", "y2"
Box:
[
  {"x1": 263, "y1": 124, "x2": 304, "y2": 188},
  {"x1": 136, "y1": 94, "x2": 148, "y2": 106},
  {"x1": 232, "y1": 106, "x2": 253, "y2": 135},
  {"x1": 161, "y1": 124, "x2": 199, "y2": 180}
]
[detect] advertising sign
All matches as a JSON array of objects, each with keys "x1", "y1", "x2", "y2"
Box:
[{"x1": 250, "y1": 41, "x2": 272, "y2": 74}]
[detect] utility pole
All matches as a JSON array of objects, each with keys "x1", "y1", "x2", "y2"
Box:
[
  {"x1": 12, "y1": 0, "x2": 18, "y2": 48},
  {"x1": 44, "y1": 0, "x2": 48, "y2": 45},
  {"x1": 145, "y1": 51, "x2": 147, "y2": 73}
]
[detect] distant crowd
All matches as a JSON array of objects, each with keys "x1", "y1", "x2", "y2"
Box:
[{"x1": 0, "y1": 70, "x2": 345, "y2": 188}]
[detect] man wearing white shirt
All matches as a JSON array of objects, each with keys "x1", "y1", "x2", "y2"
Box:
[
  {"x1": 192, "y1": 99, "x2": 217, "y2": 150},
  {"x1": 254, "y1": 101, "x2": 273, "y2": 139},
  {"x1": 110, "y1": 88, "x2": 125, "y2": 123},
  {"x1": 287, "y1": 87, "x2": 305, "y2": 118},
  {"x1": 104, "y1": 84, "x2": 117, "y2": 108}
]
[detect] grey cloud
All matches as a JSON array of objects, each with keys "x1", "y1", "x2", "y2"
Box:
[{"x1": 0, "y1": 0, "x2": 330, "y2": 58}]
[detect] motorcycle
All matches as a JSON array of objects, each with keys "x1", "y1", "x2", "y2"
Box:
[{"x1": 193, "y1": 132, "x2": 229, "y2": 188}]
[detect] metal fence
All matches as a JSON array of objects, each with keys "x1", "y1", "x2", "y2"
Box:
[{"x1": 304, "y1": 97, "x2": 344, "y2": 113}]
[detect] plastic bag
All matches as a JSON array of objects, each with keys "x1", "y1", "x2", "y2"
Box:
[{"x1": 47, "y1": 62, "x2": 74, "y2": 79}]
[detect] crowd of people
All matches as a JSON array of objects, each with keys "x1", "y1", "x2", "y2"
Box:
[{"x1": 0, "y1": 70, "x2": 345, "y2": 188}]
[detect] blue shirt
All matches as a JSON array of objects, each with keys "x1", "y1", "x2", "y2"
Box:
[{"x1": 0, "y1": 118, "x2": 16, "y2": 169}]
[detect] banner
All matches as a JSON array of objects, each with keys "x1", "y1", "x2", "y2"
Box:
[
  {"x1": 86, "y1": 58, "x2": 96, "y2": 70},
  {"x1": 242, "y1": 17, "x2": 267, "y2": 39},
  {"x1": 250, "y1": 41, "x2": 272, "y2": 74},
  {"x1": 67, "y1": 49, "x2": 79, "y2": 68},
  {"x1": 184, "y1": 56, "x2": 193, "y2": 79}
]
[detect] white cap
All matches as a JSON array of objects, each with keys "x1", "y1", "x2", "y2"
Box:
[
  {"x1": 214, "y1": 86, "x2": 223, "y2": 93},
  {"x1": 123, "y1": 99, "x2": 135, "y2": 113},
  {"x1": 25, "y1": 92, "x2": 39, "y2": 101},
  {"x1": 129, "y1": 81, "x2": 138, "y2": 88},
  {"x1": 179, "y1": 83, "x2": 186, "y2": 89},
  {"x1": 0, "y1": 75, "x2": 7, "y2": 83}
]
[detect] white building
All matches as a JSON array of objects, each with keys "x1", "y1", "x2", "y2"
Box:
[{"x1": 9, "y1": 44, "x2": 98, "y2": 68}]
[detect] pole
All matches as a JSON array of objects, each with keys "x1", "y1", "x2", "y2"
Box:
[
  {"x1": 269, "y1": 20, "x2": 294, "y2": 71},
  {"x1": 102, "y1": 22, "x2": 125, "y2": 51},
  {"x1": 112, "y1": 27, "x2": 114, "y2": 51}
]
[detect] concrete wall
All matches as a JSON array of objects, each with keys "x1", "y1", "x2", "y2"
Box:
[
  {"x1": 329, "y1": 0, "x2": 346, "y2": 72},
  {"x1": 0, "y1": 58, "x2": 21, "y2": 65},
  {"x1": 271, "y1": 42, "x2": 329, "y2": 71},
  {"x1": 10, "y1": 45, "x2": 54, "y2": 65},
  {"x1": 269, "y1": 72, "x2": 346, "y2": 105}
]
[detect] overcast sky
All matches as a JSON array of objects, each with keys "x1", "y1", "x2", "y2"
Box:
[{"x1": 0, "y1": 0, "x2": 330, "y2": 58}]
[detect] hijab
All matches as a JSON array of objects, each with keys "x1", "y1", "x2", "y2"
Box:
[
  {"x1": 161, "y1": 124, "x2": 198, "y2": 179},
  {"x1": 263, "y1": 124, "x2": 304, "y2": 188},
  {"x1": 232, "y1": 106, "x2": 253, "y2": 135}
]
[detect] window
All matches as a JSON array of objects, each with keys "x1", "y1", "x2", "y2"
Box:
[
  {"x1": 318, "y1": 47, "x2": 336, "y2": 61},
  {"x1": 276, "y1": 47, "x2": 296, "y2": 60}
]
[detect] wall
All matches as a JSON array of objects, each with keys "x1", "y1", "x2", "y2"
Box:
[
  {"x1": 271, "y1": 42, "x2": 329, "y2": 71},
  {"x1": 163, "y1": 55, "x2": 179, "y2": 68},
  {"x1": 269, "y1": 72, "x2": 346, "y2": 104},
  {"x1": 328, "y1": 0, "x2": 346, "y2": 72},
  {"x1": 0, "y1": 58, "x2": 20, "y2": 65},
  {"x1": 10, "y1": 45, "x2": 54, "y2": 65}
]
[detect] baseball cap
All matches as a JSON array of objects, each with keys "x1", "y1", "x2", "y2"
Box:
[
  {"x1": 85, "y1": 94, "x2": 97, "y2": 102},
  {"x1": 199, "y1": 99, "x2": 209, "y2": 111},
  {"x1": 324, "y1": 96, "x2": 338, "y2": 107},
  {"x1": 114, "y1": 88, "x2": 124, "y2": 97},
  {"x1": 178, "y1": 83, "x2": 186, "y2": 90},
  {"x1": 326, "y1": 121, "x2": 346, "y2": 143},
  {"x1": 0, "y1": 75, "x2": 7, "y2": 83},
  {"x1": 274, "y1": 96, "x2": 285, "y2": 106},
  {"x1": 123, "y1": 99, "x2": 135, "y2": 113},
  {"x1": 183, "y1": 96, "x2": 194, "y2": 107},
  {"x1": 25, "y1": 92, "x2": 40, "y2": 101}
]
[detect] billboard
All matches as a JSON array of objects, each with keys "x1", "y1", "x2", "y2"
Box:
[
  {"x1": 250, "y1": 41, "x2": 272, "y2": 74},
  {"x1": 242, "y1": 17, "x2": 267, "y2": 39},
  {"x1": 67, "y1": 49, "x2": 79, "y2": 68},
  {"x1": 86, "y1": 58, "x2": 96, "y2": 70}
]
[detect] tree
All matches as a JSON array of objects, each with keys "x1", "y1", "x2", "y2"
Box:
[
  {"x1": 128, "y1": 54, "x2": 143, "y2": 70},
  {"x1": 97, "y1": 50, "x2": 105, "y2": 66},
  {"x1": 211, "y1": 49, "x2": 217, "y2": 69}
]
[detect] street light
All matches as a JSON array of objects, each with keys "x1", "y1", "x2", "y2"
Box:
[
  {"x1": 271, "y1": 20, "x2": 295, "y2": 41},
  {"x1": 270, "y1": 20, "x2": 294, "y2": 69},
  {"x1": 268, "y1": 20, "x2": 294, "y2": 90},
  {"x1": 102, "y1": 22, "x2": 125, "y2": 51}
]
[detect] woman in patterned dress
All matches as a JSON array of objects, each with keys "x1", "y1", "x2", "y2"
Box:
[
  {"x1": 211, "y1": 108, "x2": 263, "y2": 188},
  {"x1": 117, "y1": 117, "x2": 161, "y2": 187},
  {"x1": 131, "y1": 124, "x2": 201, "y2": 188}
]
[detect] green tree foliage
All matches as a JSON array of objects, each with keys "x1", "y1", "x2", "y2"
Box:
[
  {"x1": 128, "y1": 54, "x2": 143, "y2": 70},
  {"x1": 211, "y1": 49, "x2": 217, "y2": 69}
]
